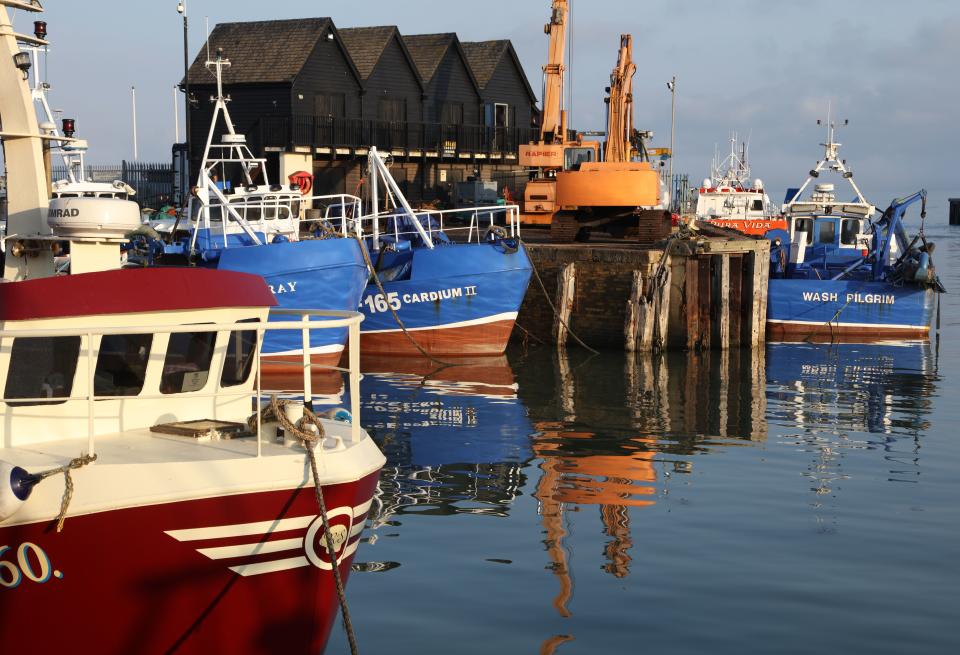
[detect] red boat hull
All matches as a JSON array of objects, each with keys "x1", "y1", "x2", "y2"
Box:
[
  {"x1": 358, "y1": 317, "x2": 517, "y2": 357},
  {"x1": 0, "y1": 471, "x2": 379, "y2": 654}
]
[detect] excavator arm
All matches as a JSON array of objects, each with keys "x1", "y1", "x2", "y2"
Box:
[
  {"x1": 604, "y1": 35, "x2": 635, "y2": 163},
  {"x1": 540, "y1": 0, "x2": 568, "y2": 144}
]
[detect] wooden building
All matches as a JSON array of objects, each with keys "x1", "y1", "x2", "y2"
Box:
[{"x1": 183, "y1": 18, "x2": 539, "y2": 203}]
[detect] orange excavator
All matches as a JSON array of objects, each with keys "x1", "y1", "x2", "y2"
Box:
[{"x1": 519, "y1": 1, "x2": 669, "y2": 242}]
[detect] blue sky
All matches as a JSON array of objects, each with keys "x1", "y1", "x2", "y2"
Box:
[{"x1": 6, "y1": 0, "x2": 959, "y2": 210}]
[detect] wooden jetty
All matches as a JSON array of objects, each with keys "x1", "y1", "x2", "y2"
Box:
[{"x1": 515, "y1": 230, "x2": 770, "y2": 351}]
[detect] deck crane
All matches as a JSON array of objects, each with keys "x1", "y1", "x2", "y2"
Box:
[{"x1": 518, "y1": 1, "x2": 667, "y2": 242}]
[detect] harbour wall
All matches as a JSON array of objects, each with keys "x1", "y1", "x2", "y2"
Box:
[{"x1": 515, "y1": 236, "x2": 770, "y2": 352}]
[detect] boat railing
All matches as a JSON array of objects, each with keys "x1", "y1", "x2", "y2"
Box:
[
  {"x1": 0, "y1": 308, "x2": 364, "y2": 459},
  {"x1": 309, "y1": 194, "x2": 522, "y2": 247}
]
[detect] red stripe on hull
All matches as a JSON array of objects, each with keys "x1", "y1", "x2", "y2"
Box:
[
  {"x1": 0, "y1": 471, "x2": 379, "y2": 654},
  {"x1": 358, "y1": 318, "x2": 516, "y2": 357},
  {"x1": 767, "y1": 322, "x2": 930, "y2": 340}
]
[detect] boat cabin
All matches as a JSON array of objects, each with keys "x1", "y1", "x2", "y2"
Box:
[{"x1": 0, "y1": 268, "x2": 275, "y2": 447}]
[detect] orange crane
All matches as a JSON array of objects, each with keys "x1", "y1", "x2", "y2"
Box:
[{"x1": 518, "y1": 2, "x2": 668, "y2": 242}]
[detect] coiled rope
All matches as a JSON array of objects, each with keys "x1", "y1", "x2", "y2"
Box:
[
  {"x1": 268, "y1": 395, "x2": 360, "y2": 655},
  {"x1": 27, "y1": 453, "x2": 97, "y2": 532}
]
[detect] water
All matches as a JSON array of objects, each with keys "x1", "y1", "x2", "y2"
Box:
[{"x1": 327, "y1": 223, "x2": 960, "y2": 654}]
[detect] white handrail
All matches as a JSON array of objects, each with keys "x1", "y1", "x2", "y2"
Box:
[{"x1": 0, "y1": 309, "x2": 365, "y2": 457}]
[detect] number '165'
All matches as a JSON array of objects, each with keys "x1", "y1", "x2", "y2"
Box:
[{"x1": 0, "y1": 543, "x2": 54, "y2": 589}]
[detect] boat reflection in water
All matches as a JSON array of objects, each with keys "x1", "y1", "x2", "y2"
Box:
[
  {"x1": 766, "y1": 339, "x2": 938, "y2": 494},
  {"x1": 351, "y1": 356, "x2": 532, "y2": 524}
]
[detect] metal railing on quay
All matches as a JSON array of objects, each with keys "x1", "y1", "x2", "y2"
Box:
[{"x1": 0, "y1": 309, "x2": 364, "y2": 460}]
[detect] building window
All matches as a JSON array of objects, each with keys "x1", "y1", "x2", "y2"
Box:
[
  {"x1": 495, "y1": 103, "x2": 509, "y2": 128},
  {"x1": 161, "y1": 329, "x2": 216, "y2": 394},
  {"x1": 378, "y1": 98, "x2": 407, "y2": 123},
  {"x1": 95, "y1": 334, "x2": 153, "y2": 397},
  {"x1": 314, "y1": 93, "x2": 345, "y2": 118},
  {"x1": 4, "y1": 336, "x2": 80, "y2": 406},
  {"x1": 221, "y1": 321, "x2": 259, "y2": 388},
  {"x1": 441, "y1": 102, "x2": 464, "y2": 125}
]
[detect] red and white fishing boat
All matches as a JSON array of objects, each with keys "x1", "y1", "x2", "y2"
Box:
[
  {"x1": 694, "y1": 135, "x2": 785, "y2": 236},
  {"x1": 0, "y1": 4, "x2": 384, "y2": 652}
]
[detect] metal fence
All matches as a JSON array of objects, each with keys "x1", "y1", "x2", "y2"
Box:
[
  {"x1": 52, "y1": 161, "x2": 175, "y2": 210},
  {"x1": 255, "y1": 115, "x2": 537, "y2": 156}
]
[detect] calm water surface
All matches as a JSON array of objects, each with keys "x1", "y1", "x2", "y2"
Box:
[{"x1": 327, "y1": 222, "x2": 960, "y2": 654}]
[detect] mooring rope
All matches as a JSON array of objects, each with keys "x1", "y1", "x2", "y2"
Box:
[
  {"x1": 268, "y1": 395, "x2": 360, "y2": 655},
  {"x1": 350, "y1": 233, "x2": 455, "y2": 366},
  {"x1": 27, "y1": 453, "x2": 97, "y2": 532},
  {"x1": 520, "y1": 239, "x2": 599, "y2": 355}
]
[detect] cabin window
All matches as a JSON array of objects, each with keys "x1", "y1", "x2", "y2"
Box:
[
  {"x1": 751, "y1": 199, "x2": 764, "y2": 211},
  {"x1": 160, "y1": 329, "x2": 216, "y2": 394},
  {"x1": 4, "y1": 336, "x2": 80, "y2": 406},
  {"x1": 221, "y1": 320, "x2": 259, "y2": 388},
  {"x1": 264, "y1": 196, "x2": 278, "y2": 221},
  {"x1": 841, "y1": 219, "x2": 861, "y2": 246},
  {"x1": 564, "y1": 147, "x2": 594, "y2": 171},
  {"x1": 793, "y1": 218, "x2": 813, "y2": 245},
  {"x1": 817, "y1": 221, "x2": 836, "y2": 244},
  {"x1": 95, "y1": 334, "x2": 153, "y2": 398}
]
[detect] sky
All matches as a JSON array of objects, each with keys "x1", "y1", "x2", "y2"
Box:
[{"x1": 4, "y1": 0, "x2": 959, "y2": 211}]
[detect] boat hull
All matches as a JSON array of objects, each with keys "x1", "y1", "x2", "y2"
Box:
[
  {"x1": 358, "y1": 242, "x2": 532, "y2": 356},
  {"x1": 702, "y1": 217, "x2": 787, "y2": 236},
  {"x1": 214, "y1": 239, "x2": 368, "y2": 358},
  {"x1": 766, "y1": 279, "x2": 936, "y2": 339},
  {"x1": 0, "y1": 471, "x2": 379, "y2": 654}
]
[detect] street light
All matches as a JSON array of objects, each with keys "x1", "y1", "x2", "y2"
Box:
[
  {"x1": 667, "y1": 76, "x2": 676, "y2": 192},
  {"x1": 177, "y1": 1, "x2": 190, "y2": 153}
]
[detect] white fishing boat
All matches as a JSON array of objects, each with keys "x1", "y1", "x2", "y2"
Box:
[
  {"x1": 0, "y1": 4, "x2": 384, "y2": 652},
  {"x1": 694, "y1": 135, "x2": 784, "y2": 235}
]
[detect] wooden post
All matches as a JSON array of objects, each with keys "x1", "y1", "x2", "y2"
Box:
[
  {"x1": 755, "y1": 244, "x2": 770, "y2": 346},
  {"x1": 698, "y1": 258, "x2": 711, "y2": 351},
  {"x1": 718, "y1": 254, "x2": 731, "y2": 349},
  {"x1": 685, "y1": 259, "x2": 699, "y2": 351},
  {"x1": 654, "y1": 259, "x2": 672, "y2": 352},
  {"x1": 554, "y1": 262, "x2": 577, "y2": 346},
  {"x1": 625, "y1": 270, "x2": 656, "y2": 352},
  {"x1": 749, "y1": 250, "x2": 765, "y2": 347},
  {"x1": 729, "y1": 254, "x2": 742, "y2": 348}
]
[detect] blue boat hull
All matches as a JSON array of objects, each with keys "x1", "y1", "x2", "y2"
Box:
[
  {"x1": 359, "y1": 242, "x2": 532, "y2": 356},
  {"x1": 212, "y1": 239, "x2": 368, "y2": 360},
  {"x1": 766, "y1": 278, "x2": 936, "y2": 339}
]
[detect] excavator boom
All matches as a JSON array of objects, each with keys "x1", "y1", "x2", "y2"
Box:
[{"x1": 605, "y1": 35, "x2": 635, "y2": 163}]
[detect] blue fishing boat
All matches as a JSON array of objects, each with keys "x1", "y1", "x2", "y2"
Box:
[
  {"x1": 765, "y1": 121, "x2": 944, "y2": 339},
  {"x1": 145, "y1": 52, "x2": 368, "y2": 370},
  {"x1": 316, "y1": 148, "x2": 532, "y2": 357}
]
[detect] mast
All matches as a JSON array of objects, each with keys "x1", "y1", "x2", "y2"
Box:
[
  {"x1": 0, "y1": 0, "x2": 55, "y2": 281},
  {"x1": 539, "y1": 0, "x2": 568, "y2": 144}
]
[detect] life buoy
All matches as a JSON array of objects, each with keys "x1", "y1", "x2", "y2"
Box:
[{"x1": 288, "y1": 171, "x2": 314, "y2": 195}]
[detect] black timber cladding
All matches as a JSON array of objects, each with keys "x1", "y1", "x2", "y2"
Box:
[
  {"x1": 461, "y1": 40, "x2": 538, "y2": 130},
  {"x1": 338, "y1": 26, "x2": 424, "y2": 122},
  {"x1": 183, "y1": 17, "x2": 538, "y2": 157},
  {"x1": 404, "y1": 33, "x2": 482, "y2": 124}
]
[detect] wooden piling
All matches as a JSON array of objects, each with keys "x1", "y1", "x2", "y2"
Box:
[
  {"x1": 554, "y1": 263, "x2": 577, "y2": 346},
  {"x1": 717, "y1": 255, "x2": 731, "y2": 349}
]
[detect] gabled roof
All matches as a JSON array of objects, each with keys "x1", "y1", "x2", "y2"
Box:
[
  {"x1": 338, "y1": 26, "x2": 424, "y2": 90},
  {"x1": 184, "y1": 18, "x2": 342, "y2": 86},
  {"x1": 461, "y1": 39, "x2": 537, "y2": 104},
  {"x1": 404, "y1": 33, "x2": 481, "y2": 95}
]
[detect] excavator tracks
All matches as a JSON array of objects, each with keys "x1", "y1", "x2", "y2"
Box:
[{"x1": 549, "y1": 212, "x2": 582, "y2": 243}]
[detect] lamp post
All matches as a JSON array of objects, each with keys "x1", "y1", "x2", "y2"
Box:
[
  {"x1": 177, "y1": 1, "x2": 190, "y2": 154},
  {"x1": 667, "y1": 76, "x2": 676, "y2": 187}
]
